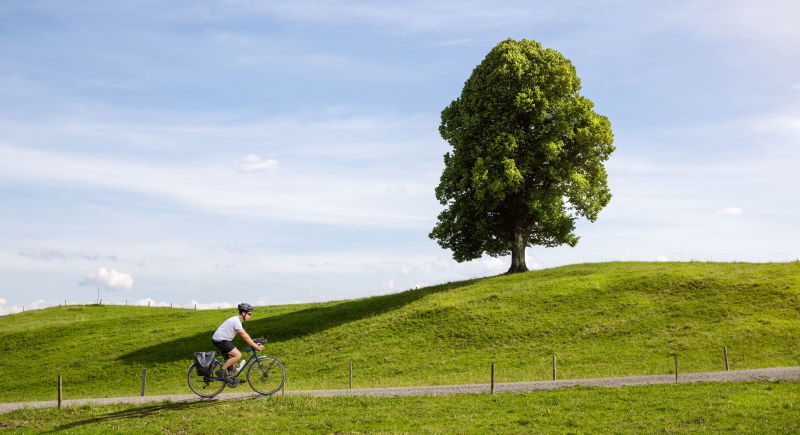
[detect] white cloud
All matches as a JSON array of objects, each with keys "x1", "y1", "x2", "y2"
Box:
[
  {"x1": 29, "y1": 299, "x2": 48, "y2": 309},
  {"x1": 236, "y1": 154, "x2": 278, "y2": 172},
  {"x1": 481, "y1": 257, "x2": 507, "y2": 272},
  {"x1": 189, "y1": 300, "x2": 236, "y2": 310},
  {"x1": 134, "y1": 298, "x2": 168, "y2": 307},
  {"x1": 0, "y1": 139, "x2": 435, "y2": 228},
  {"x1": 79, "y1": 268, "x2": 134, "y2": 291},
  {"x1": 225, "y1": 243, "x2": 245, "y2": 253},
  {"x1": 0, "y1": 298, "x2": 17, "y2": 316},
  {"x1": 657, "y1": 255, "x2": 670, "y2": 262},
  {"x1": 720, "y1": 207, "x2": 743, "y2": 215},
  {"x1": 380, "y1": 280, "x2": 395, "y2": 294},
  {"x1": 0, "y1": 298, "x2": 56, "y2": 315},
  {"x1": 294, "y1": 289, "x2": 331, "y2": 304}
]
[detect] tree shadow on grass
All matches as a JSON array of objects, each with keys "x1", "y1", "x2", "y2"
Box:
[
  {"x1": 118, "y1": 279, "x2": 478, "y2": 365},
  {"x1": 45, "y1": 397, "x2": 257, "y2": 433}
]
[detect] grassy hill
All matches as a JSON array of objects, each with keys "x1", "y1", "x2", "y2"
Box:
[{"x1": 2, "y1": 261, "x2": 799, "y2": 403}]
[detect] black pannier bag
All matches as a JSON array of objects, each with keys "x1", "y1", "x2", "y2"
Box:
[{"x1": 193, "y1": 351, "x2": 217, "y2": 376}]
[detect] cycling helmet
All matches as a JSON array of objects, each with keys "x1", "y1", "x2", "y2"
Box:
[{"x1": 238, "y1": 303, "x2": 253, "y2": 313}]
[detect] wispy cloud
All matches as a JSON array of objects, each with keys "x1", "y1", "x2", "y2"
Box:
[
  {"x1": 18, "y1": 249, "x2": 66, "y2": 261},
  {"x1": 18, "y1": 248, "x2": 119, "y2": 263},
  {"x1": 0, "y1": 141, "x2": 436, "y2": 228},
  {"x1": 236, "y1": 154, "x2": 278, "y2": 172},
  {"x1": 719, "y1": 207, "x2": 743, "y2": 216}
]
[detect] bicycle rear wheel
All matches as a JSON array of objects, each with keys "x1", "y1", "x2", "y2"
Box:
[
  {"x1": 188, "y1": 360, "x2": 226, "y2": 398},
  {"x1": 246, "y1": 356, "x2": 286, "y2": 395}
]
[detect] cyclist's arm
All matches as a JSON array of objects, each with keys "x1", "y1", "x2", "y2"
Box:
[{"x1": 236, "y1": 328, "x2": 262, "y2": 349}]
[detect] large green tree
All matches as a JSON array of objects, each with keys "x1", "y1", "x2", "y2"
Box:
[{"x1": 430, "y1": 38, "x2": 615, "y2": 274}]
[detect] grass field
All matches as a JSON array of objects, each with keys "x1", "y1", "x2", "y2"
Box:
[
  {"x1": 1, "y1": 381, "x2": 799, "y2": 433},
  {"x1": 1, "y1": 261, "x2": 799, "y2": 403}
]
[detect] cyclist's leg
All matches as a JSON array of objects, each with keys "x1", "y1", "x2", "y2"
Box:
[
  {"x1": 212, "y1": 339, "x2": 237, "y2": 377},
  {"x1": 221, "y1": 348, "x2": 241, "y2": 374}
]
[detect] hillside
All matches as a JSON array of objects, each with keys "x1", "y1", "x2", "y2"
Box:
[{"x1": 2, "y1": 261, "x2": 799, "y2": 402}]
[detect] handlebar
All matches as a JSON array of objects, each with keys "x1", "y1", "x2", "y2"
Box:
[{"x1": 254, "y1": 337, "x2": 267, "y2": 344}]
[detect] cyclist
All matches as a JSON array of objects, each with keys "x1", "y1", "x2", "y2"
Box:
[{"x1": 211, "y1": 302, "x2": 264, "y2": 381}]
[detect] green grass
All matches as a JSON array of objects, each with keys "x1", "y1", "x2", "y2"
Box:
[
  {"x1": 2, "y1": 381, "x2": 799, "y2": 433},
  {"x1": 1, "y1": 262, "x2": 799, "y2": 403}
]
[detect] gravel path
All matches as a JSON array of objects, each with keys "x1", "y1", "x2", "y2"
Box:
[{"x1": 2, "y1": 366, "x2": 798, "y2": 414}]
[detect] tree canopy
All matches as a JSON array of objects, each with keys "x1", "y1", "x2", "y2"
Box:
[{"x1": 430, "y1": 38, "x2": 615, "y2": 273}]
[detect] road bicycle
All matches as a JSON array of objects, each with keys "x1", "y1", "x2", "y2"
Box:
[{"x1": 187, "y1": 337, "x2": 286, "y2": 398}]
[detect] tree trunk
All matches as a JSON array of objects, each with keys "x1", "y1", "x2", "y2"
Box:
[{"x1": 507, "y1": 229, "x2": 529, "y2": 274}]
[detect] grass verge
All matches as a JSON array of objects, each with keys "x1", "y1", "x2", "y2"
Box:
[{"x1": 1, "y1": 381, "x2": 799, "y2": 433}]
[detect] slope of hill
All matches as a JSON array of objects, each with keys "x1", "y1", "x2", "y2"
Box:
[{"x1": 2, "y1": 262, "x2": 799, "y2": 402}]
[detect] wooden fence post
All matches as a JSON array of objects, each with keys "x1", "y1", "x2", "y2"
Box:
[
  {"x1": 552, "y1": 355, "x2": 557, "y2": 380},
  {"x1": 57, "y1": 374, "x2": 62, "y2": 409},
  {"x1": 724, "y1": 346, "x2": 729, "y2": 371},
  {"x1": 141, "y1": 368, "x2": 147, "y2": 396},
  {"x1": 674, "y1": 354, "x2": 679, "y2": 384},
  {"x1": 490, "y1": 363, "x2": 495, "y2": 394}
]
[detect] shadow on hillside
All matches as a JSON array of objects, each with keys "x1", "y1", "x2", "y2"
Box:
[
  {"x1": 45, "y1": 399, "x2": 239, "y2": 433},
  {"x1": 118, "y1": 279, "x2": 477, "y2": 365}
]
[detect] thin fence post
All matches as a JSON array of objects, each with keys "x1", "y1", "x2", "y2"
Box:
[
  {"x1": 170, "y1": 302, "x2": 172, "y2": 308},
  {"x1": 490, "y1": 363, "x2": 495, "y2": 394},
  {"x1": 724, "y1": 346, "x2": 729, "y2": 371},
  {"x1": 148, "y1": 301, "x2": 151, "y2": 307},
  {"x1": 141, "y1": 368, "x2": 147, "y2": 396},
  {"x1": 194, "y1": 304, "x2": 197, "y2": 310},
  {"x1": 349, "y1": 361, "x2": 353, "y2": 389},
  {"x1": 674, "y1": 354, "x2": 679, "y2": 384},
  {"x1": 552, "y1": 355, "x2": 557, "y2": 380},
  {"x1": 57, "y1": 374, "x2": 62, "y2": 409}
]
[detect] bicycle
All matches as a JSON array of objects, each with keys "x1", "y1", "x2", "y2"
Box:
[{"x1": 187, "y1": 337, "x2": 286, "y2": 398}]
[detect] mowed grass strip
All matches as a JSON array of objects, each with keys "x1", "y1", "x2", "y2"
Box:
[
  {"x1": 2, "y1": 381, "x2": 799, "y2": 433},
  {"x1": 1, "y1": 262, "x2": 799, "y2": 402}
]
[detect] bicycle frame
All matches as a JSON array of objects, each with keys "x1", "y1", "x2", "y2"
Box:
[{"x1": 210, "y1": 345, "x2": 263, "y2": 380}]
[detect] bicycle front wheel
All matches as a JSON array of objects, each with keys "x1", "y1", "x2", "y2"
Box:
[
  {"x1": 187, "y1": 360, "x2": 226, "y2": 398},
  {"x1": 246, "y1": 356, "x2": 286, "y2": 395}
]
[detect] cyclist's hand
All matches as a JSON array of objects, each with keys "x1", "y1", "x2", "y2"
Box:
[{"x1": 256, "y1": 343, "x2": 265, "y2": 351}]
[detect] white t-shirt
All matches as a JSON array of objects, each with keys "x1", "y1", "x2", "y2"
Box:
[{"x1": 212, "y1": 315, "x2": 243, "y2": 341}]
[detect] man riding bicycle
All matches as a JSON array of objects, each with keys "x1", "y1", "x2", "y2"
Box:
[{"x1": 211, "y1": 303, "x2": 264, "y2": 381}]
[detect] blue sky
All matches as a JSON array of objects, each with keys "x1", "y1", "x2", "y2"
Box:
[{"x1": 2, "y1": 0, "x2": 799, "y2": 314}]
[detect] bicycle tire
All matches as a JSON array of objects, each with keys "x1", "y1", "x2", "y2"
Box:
[
  {"x1": 246, "y1": 356, "x2": 286, "y2": 395},
  {"x1": 187, "y1": 360, "x2": 226, "y2": 398}
]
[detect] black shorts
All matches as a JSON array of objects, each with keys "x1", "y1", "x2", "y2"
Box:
[{"x1": 212, "y1": 339, "x2": 235, "y2": 355}]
